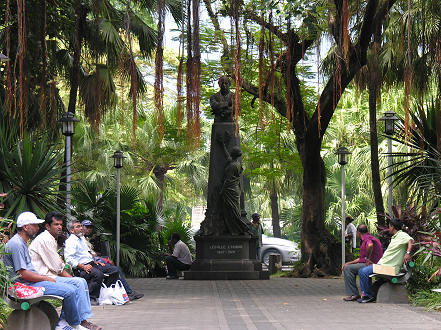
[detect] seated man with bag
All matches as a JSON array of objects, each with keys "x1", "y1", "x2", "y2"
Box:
[
  {"x1": 64, "y1": 219, "x2": 120, "y2": 305},
  {"x1": 3, "y1": 211, "x2": 101, "y2": 330},
  {"x1": 81, "y1": 220, "x2": 143, "y2": 301},
  {"x1": 358, "y1": 218, "x2": 414, "y2": 303}
]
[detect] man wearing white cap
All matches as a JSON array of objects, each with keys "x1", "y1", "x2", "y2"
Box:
[{"x1": 3, "y1": 212, "x2": 101, "y2": 330}]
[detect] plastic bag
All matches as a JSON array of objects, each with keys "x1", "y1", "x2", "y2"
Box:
[
  {"x1": 98, "y1": 283, "x2": 113, "y2": 305},
  {"x1": 115, "y1": 280, "x2": 130, "y2": 304},
  {"x1": 9, "y1": 282, "x2": 45, "y2": 299},
  {"x1": 98, "y1": 281, "x2": 129, "y2": 305}
]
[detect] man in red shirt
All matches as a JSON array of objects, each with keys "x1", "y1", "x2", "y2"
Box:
[{"x1": 342, "y1": 224, "x2": 383, "y2": 301}]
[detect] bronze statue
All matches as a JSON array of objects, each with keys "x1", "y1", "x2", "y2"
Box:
[
  {"x1": 199, "y1": 76, "x2": 250, "y2": 236},
  {"x1": 210, "y1": 76, "x2": 234, "y2": 122},
  {"x1": 217, "y1": 134, "x2": 249, "y2": 235}
]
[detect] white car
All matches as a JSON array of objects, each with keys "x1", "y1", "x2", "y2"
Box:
[{"x1": 260, "y1": 234, "x2": 301, "y2": 265}]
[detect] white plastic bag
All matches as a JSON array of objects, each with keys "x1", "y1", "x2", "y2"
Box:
[
  {"x1": 98, "y1": 283, "x2": 113, "y2": 305},
  {"x1": 108, "y1": 282, "x2": 126, "y2": 305},
  {"x1": 115, "y1": 280, "x2": 130, "y2": 304}
]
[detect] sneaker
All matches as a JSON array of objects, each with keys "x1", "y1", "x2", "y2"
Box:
[
  {"x1": 357, "y1": 296, "x2": 376, "y2": 303},
  {"x1": 128, "y1": 291, "x2": 144, "y2": 300},
  {"x1": 75, "y1": 325, "x2": 88, "y2": 330},
  {"x1": 56, "y1": 319, "x2": 76, "y2": 330}
]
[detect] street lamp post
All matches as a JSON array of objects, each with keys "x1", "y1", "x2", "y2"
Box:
[
  {"x1": 336, "y1": 146, "x2": 351, "y2": 268},
  {"x1": 379, "y1": 111, "x2": 399, "y2": 216},
  {"x1": 58, "y1": 112, "x2": 79, "y2": 217},
  {"x1": 112, "y1": 150, "x2": 126, "y2": 267}
]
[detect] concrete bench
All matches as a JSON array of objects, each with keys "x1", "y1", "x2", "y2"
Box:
[
  {"x1": 5, "y1": 293, "x2": 63, "y2": 330},
  {"x1": 370, "y1": 262, "x2": 414, "y2": 304}
]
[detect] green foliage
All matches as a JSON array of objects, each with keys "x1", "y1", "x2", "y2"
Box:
[
  {"x1": 410, "y1": 290, "x2": 441, "y2": 311},
  {"x1": 390, "y1": 100, "x2": 441, "y2": 207},
  {"x1": 0, "y1": 244, "x2": 13, "y2": 328},
  {"x1": 0, "y1": 134, "x2": 65, "y2": 219},
  {"x1": 72, "y1": 183, "x2": 164, "y2": 277},
  {"x1": 0, "y1": 298, "x2": 12, "y2": 329},
  {"x1": 407, "y1": 262, "x2": 441, "y2": 295},
  {"x1": 160, "y1": 204, "x2": 194, "y2": 253}
]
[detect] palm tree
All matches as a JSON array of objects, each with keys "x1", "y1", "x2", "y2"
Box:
[{"x1": 390, "y1": 100, "x2": 441, "y2": 208}]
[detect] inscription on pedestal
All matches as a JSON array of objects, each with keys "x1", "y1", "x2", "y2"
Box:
[{"x1": 209, "y1": 243, "x2": 244, "y2": 257}]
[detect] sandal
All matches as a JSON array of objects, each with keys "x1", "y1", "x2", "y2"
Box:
[{"x1": 81, "y1": 320, "x2": 102, "y2": 330}]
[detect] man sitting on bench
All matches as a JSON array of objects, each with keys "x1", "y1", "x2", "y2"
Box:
[
  {"x1": 357, "y1": 218, "x2": 414, "y2": 303},
  {"x1": 64, "y1": 219, "x2": 120, "y2": 305},
  {"x1": 3, "y1": 211, "x2": 101, "y2": 330}
]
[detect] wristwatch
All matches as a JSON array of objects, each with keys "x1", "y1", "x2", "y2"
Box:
[{"x1": 406, "y1": 251, "x2": 411, "y2": 254}]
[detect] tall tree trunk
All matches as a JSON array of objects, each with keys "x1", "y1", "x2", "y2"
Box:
[
  {"x1": 270, "y1": 180, "x2": 281, "y2": 238},
  {"x1": 368, "y1": 70, "x2": 385, "y2": 227},
  {"x1": 369, "y1": 35, "x2": 386, "y2": 227},
  {"x1": 68, "y1": 1, "x2": 85, "y2": 115},
  {"x1": 299, "y1": 143, "x2": 341, "y2": 276}
]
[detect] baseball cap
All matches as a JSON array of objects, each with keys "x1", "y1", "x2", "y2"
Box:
[
  {"x1": 251, "y1": 213, "x2": 261, "y2": 221},
  {"x1": 81, "y1": 219, "x2": 93, "y2": 226},
  {"x1": 16, "y1": 212, "x2": 44, "y2": 227}
]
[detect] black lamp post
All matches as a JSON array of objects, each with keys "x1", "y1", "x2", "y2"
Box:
[
  {"x1": 336, "y1": 146, "x2": 351, "y2": 267},
  {"x1": 112, "y1": 150, "x2": 126, "y2": 267},
  {"x1": 58, "y1": 112, "x2": 79, "y2": 216},
  {"x1": 379, "y1": 111, "x2": 399, "y2": 216}
]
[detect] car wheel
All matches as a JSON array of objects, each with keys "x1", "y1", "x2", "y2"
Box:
[{"x1": 262, "y1": 248, "x2": 279, "y2": 266}]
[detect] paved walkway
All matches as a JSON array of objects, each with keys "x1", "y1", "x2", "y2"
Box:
[{"x1": 89, "y1": 278, "x2": 441, "y2": 330}]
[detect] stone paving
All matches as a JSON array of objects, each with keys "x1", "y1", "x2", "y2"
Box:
[{"x1": 89, "y1": 277, "x2": 441, "y2": 330}]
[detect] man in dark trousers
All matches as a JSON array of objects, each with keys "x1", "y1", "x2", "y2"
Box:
[
  {"x1": 64, "y1": 219, "x2": 120, "y2": 305},
  {"x1": 164, "y1": 233, "x2": 192, "y2": 279}
]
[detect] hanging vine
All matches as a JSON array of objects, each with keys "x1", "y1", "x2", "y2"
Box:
[
  {"x1": 192, "y1": 0, "x2": 201, "y2": 148},
  {"x1": 342, "y1": 0, "x2": 350, "y2": 62},
  {"x1": 5, "y1": 0, "x2": 12, "y2": 121},
  {"x1": 258, "y1": 8, "x2": 265, "y2": 130},
  {"x1": 14, "y1": 0, "x2": 28, "y2": 137},
  {"x1": 176, "y1": 0, "x2": 186, "y2": 133},
  {"x1": 154, "y1": 0, "x2": 166, "y2": 142},
  {"x1": 40, "y1": 0, "x2": 48, "y2": 127},
  {"x1": 286, "y1": 20, "x2": 293, "y2": 130},
  {"x1": 317, "y1": 37, "x2": 321, "y2": 136},
  {"x1": 232, "y1": 0, "x2": 242, "y2": 134},
  {"x1": 125, "y1": 0, "x2": 138, "y2": 138},
  {"x1": 404, "y1": 0, "x2": 412, "y2": 141},
  {"x1": 186, "y1": 0, "x2": 194, "y2": 147}
]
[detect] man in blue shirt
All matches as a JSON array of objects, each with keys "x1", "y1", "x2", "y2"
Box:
[{"x1": 3, "y1": 212, "x2": 101, "y2": 330}]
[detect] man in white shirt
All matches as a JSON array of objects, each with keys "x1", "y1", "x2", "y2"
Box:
[
  {"x1": 345, "y1": 216, "x2": 357, "y2": 252},
  {"x1": 164, "y1": 233, "x2": 192, "y2": 279},
  {"x1": 64, "y1": 219, "x2": 119, "y2": 304}
]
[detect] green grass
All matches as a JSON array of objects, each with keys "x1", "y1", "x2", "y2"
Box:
[{"x1": 410, "y1": 290, "x2": 441, "y2": 311}]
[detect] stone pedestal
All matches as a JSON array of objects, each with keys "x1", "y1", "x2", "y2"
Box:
[{"x1": 184, "y1": 235, "x2": 269, "y2": 280}]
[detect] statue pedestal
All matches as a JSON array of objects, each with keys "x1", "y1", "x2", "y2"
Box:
[{"x1": 184, "y1": 235, "x2": 269, "y2": 280}]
